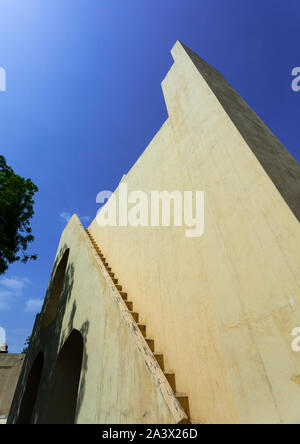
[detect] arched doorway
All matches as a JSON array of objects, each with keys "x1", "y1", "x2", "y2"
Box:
[
  {"x1": 42, "y1": 248, "x2": 70, "y2": 328},
  {"x1": 16, "y1": 351, "x2": 44, "y2": 424},
  {"x1": 44, "y1": 329, "x2": 83, "y2": 424}
]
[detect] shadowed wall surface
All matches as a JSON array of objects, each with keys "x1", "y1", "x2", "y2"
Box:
[
  {"x1": 180, "y1": 42, "x2": 300, "y2": 223},
  {"x1": 16, "y1": 351, "x2": 44, "y2": 424},
  {"x1": 44, "y1": 330, "x2": 83, "y2": 424},
  {"x1": 43, "y1": 249, "x2": 70, "y2": 328}
]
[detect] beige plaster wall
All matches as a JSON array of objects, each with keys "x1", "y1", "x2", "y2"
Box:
[{"x1": 88, "y1": 41, "x2": 300, "y2": 424}]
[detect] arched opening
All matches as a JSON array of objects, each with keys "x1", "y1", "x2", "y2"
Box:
[
  {"x1": 42, "y1": 249, "x2": 70, "y2": 328},
  {"x1": 44, "y1": 329, "x2": 83, "y2": 424},
  {"x1": 16, "y1": 351, "x2": 44, "y2": 424}
]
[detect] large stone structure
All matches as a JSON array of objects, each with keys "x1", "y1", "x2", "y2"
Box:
[{"x1": 8, "y1": 41, "x2": 300, "y2": 424}]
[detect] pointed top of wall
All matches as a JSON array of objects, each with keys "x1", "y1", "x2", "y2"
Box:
[
  {"x1": 168, "y1": 40, "x2": 300, "y2": 222},
  {"x1": 170, "y1": 40, "x2": 224, "y2": 80}
]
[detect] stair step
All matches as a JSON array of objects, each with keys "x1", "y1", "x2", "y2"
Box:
[
  {"x1": 154, "y1": 353, "x2": 164, "y2": 371},
  {"x1": 119, "y1": 292, "x2": 127, "y2": 300},
  {"x1": 175, "y1": 393, "x2": 190, "y2": 419},
  {"x1": 86, "y1": 231, "x2": 191, "y2": 417},
  {"x1": 164, "y1": 372, "x2": 176, "y2": 392},
  {"x1": 125, "y1": 300, "x2": 133, "y2": 310},
  {"x1": 145, "y1": 339, "x2": 155, "y2": 352},
  {"x1": 131, "y1": 312, "x2": 139, "y2": 323},
  {"x1": 137, "y1": 324, "x2": 146, "y2": 337}
]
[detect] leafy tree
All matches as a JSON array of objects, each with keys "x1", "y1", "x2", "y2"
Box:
[
  {"x1": 22, "y1": 335, "x2": 31, "y2": 354},
  {"x1": 0, "y1": 155, "x2": 38, "y2": 274}
]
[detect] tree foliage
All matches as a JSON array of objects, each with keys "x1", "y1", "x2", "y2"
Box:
[
  {"x1": 0, "y1": 155, "x2": 38, "y2": 274},
  {"x1": 22, "y1": 335, "x2": 31, "y2": 354}
]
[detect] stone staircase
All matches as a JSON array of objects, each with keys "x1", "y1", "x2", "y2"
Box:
[{"x1": 85, "y1": 229, "x2": 190, "y2": 422}]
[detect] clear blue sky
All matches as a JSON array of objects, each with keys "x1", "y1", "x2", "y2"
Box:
[{"x1": 0, "y1": 0, "x2": 299, "y2": 352}]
